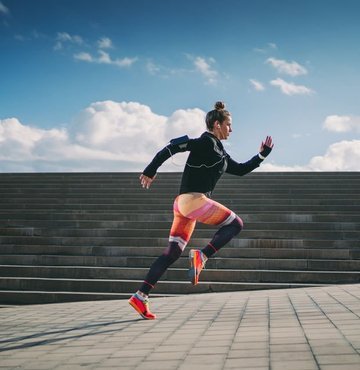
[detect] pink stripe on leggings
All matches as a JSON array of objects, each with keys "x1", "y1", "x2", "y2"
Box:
[{"x1": 186, "y1": 201, "x2": 214, "y2": 219}]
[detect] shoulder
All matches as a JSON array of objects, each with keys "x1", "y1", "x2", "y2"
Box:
[{"x1": 189, "y1": 132, "x2": 217, "y2": 149}]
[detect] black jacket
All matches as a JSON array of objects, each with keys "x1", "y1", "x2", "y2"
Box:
[{"x1": 143, "y1": 132, "x2": 263, "y2": 197}]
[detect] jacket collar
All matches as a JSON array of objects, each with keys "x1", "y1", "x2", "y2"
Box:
[{"x1": 202, "y1": 131, "x2": 224, "y2": 149}]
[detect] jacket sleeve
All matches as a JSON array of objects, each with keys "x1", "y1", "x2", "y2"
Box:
[
  {"x1": 142, "y1": 140, "x2": 189, "y2": 178},
  {"x1": 225, "y1": 154, "x2": 263, "y2": 176}
]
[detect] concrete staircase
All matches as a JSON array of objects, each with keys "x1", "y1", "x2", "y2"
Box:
[{"x1": 0, "y1": 172, "x2": 359, "y2": 304}]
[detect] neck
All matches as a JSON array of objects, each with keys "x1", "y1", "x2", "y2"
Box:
[{"x1": 208, "y1": 130, "x2": 221, "y2": 140}]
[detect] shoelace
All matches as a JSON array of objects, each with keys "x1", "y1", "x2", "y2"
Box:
[{"x1": 199, "y1": 252, "x2": 207, "y2": 269}]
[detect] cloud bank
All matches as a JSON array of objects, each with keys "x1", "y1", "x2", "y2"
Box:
[
  {"x1": 0, "y1": 101, "x2": 205, "y2": 172},
  {"x1": 261, "y1": 140, "x2": 360, "y2": 171},
  {"x1": 1, "y1": 101, "x2": 359, "y2": 172}
]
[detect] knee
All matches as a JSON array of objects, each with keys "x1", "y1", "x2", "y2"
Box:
[
  {"x1": 232, "y1": 215, "x2": 244, "y2": 234},
  {"x1": 162, "y1": 242, "x2": 182, "y2": 263}
]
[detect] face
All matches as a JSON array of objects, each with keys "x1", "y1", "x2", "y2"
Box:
[{"x1": 216, "y1": 117, "x2": 232, "y2": 140}]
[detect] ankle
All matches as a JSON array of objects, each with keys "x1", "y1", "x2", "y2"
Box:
[
  {"x1": 136, "y1": 291, "x2": 148, "y2": 300},
  {"x1": 200, "y1": 251, "x2": 208, "y2": 262}
]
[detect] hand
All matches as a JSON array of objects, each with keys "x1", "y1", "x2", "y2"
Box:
[
  {"x1": 259, "y1": 136, "x2": 274, "y2": 157},
  {"x1": 139, "y1": 174, "x2": 157, "y2": 189}
]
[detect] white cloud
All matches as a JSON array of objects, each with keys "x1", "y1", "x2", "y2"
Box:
[
  {"x1": 74, "y1": 50, "x2": 137, "y2": 68},
  {"x1": 146, "y1": 60, "x2": 161, "y2": 75},
  {"x1": 309, "y1": 140, "x2": 360, "y2": 171},
  {"x1": 323, "y1": 115, "x2": 360, "y2": 133},
  {"x1": 266, "y1": 57, "x2": 307, "y2": 76},
  {"x1": 253, "y1": 42, "x2": 278, "y2": 53},
  {"x1": 97, "y1": 37, "x2": 113, "y2": 49},
  {"x1": 54, "y1": 32, "x2": 84, "y2": 50},
  {"x1": 261, "y1": 140, "x2": 360, "y2": 171},
  {"x1": 145, "y1": 59, "x2": 189, "y2": 78},
  {"x1": 0, "y1": 101, "x2": 205, "y2": 172},
  {"x1": 0, "y1": 118, "x2": 67, "y2": 162},
  {"x1": 0, "y1": 1, "x2": 9, "y2": 15},
  {"x1": 270, "y1": 78, "x2": 314, "y2": 96},
  {"x1": 249, "y1": 79, "x2": 265, "y2": 91},
  {"x1": 113, "y1": 56, "x2": 138, "y2": 68},
  {"x1": 74, "y1": 52, "x2": 93, "y2": 62},
  {"x1": 192, "y1": 56, "x2": 218, "y2": 85}
]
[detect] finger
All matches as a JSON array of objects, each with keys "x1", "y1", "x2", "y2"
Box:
[{"x1": 265, "y1": 136, "x2": 273, "y2": 147}]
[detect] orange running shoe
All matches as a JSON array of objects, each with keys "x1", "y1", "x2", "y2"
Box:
[
  {"x1": 128, "y1": 294, "x2": 156, "y2": 320},
  {"x1": 188, "y1": 249, "x2": 207, "y2": 285}
]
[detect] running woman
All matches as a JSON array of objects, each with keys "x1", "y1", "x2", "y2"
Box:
[{"x1": 129, "y1": 101, "x2": 274, "y2": 319}]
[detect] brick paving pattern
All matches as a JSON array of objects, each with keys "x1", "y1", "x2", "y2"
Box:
[{"x1": 0, "y1": 284, "x2": 359, "y2": 369}]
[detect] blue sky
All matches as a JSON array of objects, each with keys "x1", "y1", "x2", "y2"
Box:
[{"x1": 0, "y1": 0, "x2": 359, "y2": 172}]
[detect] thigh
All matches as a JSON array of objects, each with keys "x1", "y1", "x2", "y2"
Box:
[
  {"x1": 169, "y1": 198, "x2": 196, "y2": 251},
  {"x1": 188, "y1": 198, "x2": 236, "y2": 227}
]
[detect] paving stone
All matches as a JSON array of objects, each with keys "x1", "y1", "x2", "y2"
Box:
[
  {"x1": 181, "y1": 354, "x2": 225, "y2": 365},
  {"x1": 319, "y1": 365, "x2": 360, "y2": 370},
  {"x1": 146, "y1": 351, "x2": 186, "y2": 361},
  {"x1": 225, "y1": 357, "x2": 269, "y2": 368},
  {"x1": 311, "y1": 345, "x2": 357, "y2": 355},
  {"x1": 227, "y1": 349, "x2": 269, "y2": 358},
  {"x1": 316, "y1": 354, "x2": 360, "y2": 365},
  {"x1": 136, "y1": 360, "x2": 181, "y2": 369},
  {"x1": 271, "y1": 351, "x2": 315, "y2": 361},
  {"x1": 271, "y1": 360, "x2": 318, "y2": 370},
  {"x1": 179, "y1": 364, "x2": 225, "y2": 370}
]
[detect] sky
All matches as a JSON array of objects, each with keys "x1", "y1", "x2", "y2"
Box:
[{"x1": 0, "y1": 0, "x2": 359, "y2": 173}]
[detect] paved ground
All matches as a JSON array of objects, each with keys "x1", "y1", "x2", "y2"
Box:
[{"x1": 0, "y1": 284, "x2": 359, "y2": 370}]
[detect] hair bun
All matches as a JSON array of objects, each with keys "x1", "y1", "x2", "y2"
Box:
[{"x1": 214, "y1": 101, "x2": 225, "y2": 110}]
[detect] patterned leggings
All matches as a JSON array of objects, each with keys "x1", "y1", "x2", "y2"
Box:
[{"x1": 139, "y1": 193, "x2": 243, "y2": 295}]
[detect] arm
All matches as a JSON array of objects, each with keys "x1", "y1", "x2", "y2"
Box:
[
  {"x1": 226, "y1": 155, "x2": 263, "y2": 176},
  {"x1": 226, "y1": 136, "x2": 274, "y2": 176},
  {"x1": 140, "y1": 135, "x2": 190, "y2": 188}
]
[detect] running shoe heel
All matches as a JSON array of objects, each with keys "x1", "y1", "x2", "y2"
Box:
[{"x1": 128, "y1": 294, "x2": 156, "y2": 320}]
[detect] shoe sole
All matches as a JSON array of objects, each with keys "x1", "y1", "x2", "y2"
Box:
[{"x1": 128, "y1": 299, "x2": 156, "y2": 320}]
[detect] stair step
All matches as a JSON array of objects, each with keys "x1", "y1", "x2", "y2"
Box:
[
  {"x1": 1, "y1": 245, "x2": 358, "y2": 259},
  {"x1": 0, "y1": 254, "x2": 359, "y2": 270},
  {"x1": 1, "y1": 213, "x2": 360, "y2": 223},
  {"x1": 0, "y1": 290, "x2": 178, "y2": 305},
  {"x1": 0, "y1": 238, "x2": 359, "y2": 248},
  {"x1": 0, "y1": 276, "x2": 330, "y2": 295},
  {"x1": 2, "y1": 221, "x2": 359, "y2": 231}
]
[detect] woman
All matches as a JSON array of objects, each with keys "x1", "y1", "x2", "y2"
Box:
[{"x1": 129, "y1": 101, "x2": 273, "y2": 319}]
